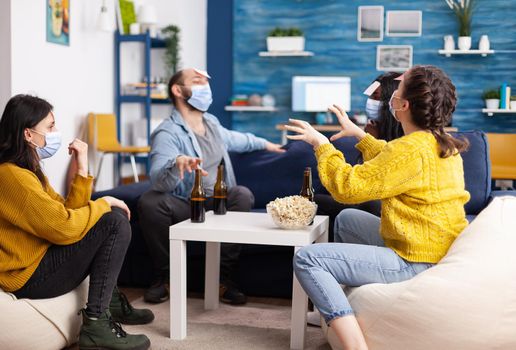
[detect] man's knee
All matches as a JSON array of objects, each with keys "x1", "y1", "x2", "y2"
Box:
[{"x1": 229, "y1": 186, "x2": 255, "y2": 211}]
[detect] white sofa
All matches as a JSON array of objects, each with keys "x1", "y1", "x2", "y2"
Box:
[
  {"x1": 0, "y1": 278, "x2": 88, "y2": 350},
  {"x1": 323, "y1": 196, "x2": 516, "y2": 350}
]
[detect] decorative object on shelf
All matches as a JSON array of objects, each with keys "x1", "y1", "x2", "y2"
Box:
[
  {"x1": 445, "y1": 0, "x2": 475, "y2": 51},
  {"x1": 97, "y1": 0, "x2": 113, "y2": 32},
  {"x1": 138, "y1": 4, "x2": 158, "y2": 37},
  {"x1": 248, "y1": 94, "x2": 263, "y2": 106},
  {"x1": 444, "y1": 35, "x2": 455, "y2": 51},
  {"x1": 162, "y1": 25, "x2": 181, "y2": 75},
  {"x1": 482, "y1": 89, "x2": 500, "y2": 109},
  {"x1": 230, "y1": 94, "x2": 249, "y2": 106},
  {"x1": 123, "y1": 82, "x2": 167, "y2": 99},
  {"x1": 262, "y1": 94, "x2": 276, "y2": 107},
  {"x1": 267, "y1": 27, "x2": 305, "y2": 52},
  {"x1": 129, "y1": 22, "x2": 140, "y2": 35},
  {"x1": 47, "y1": 0, "x2": 70, "y2": 46},
  {"x1": 478, "y1": 35, "x2": 490, "y2": 51},
  {"x1": 500, "y1": 83, "x2": 511, "y2": 110},
  {"x1": 386, "y1": 11, "x2": 422, "y2": 37},
  {"x1": 511, "y1": 96, "x2": 516, "y2": 110},
  {"x1": 357, "y1": 6, "x2": 384, "y2": 42},
  {"x1": 117, "y1": 0, "x2": 136, "y2": 35},
  {"x1": 376, "y1": 45, "x2": 413, "y2": 72}
]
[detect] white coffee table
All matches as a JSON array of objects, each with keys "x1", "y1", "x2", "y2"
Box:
[{"x1": 169, "y1": 211, "x2": 329, "y2": 349}]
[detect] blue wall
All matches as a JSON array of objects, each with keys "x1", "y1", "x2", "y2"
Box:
[{"x1": 231, "y1": 0, "x2": 516, "y2": 143}]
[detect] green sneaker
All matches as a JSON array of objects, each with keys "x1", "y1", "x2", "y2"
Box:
[
  {"x1": 110, "y1": 287, "x2": 155, "y2": 325},
  {"x1": 78, "y1": 309, "x2": 150, "y2": 350}
]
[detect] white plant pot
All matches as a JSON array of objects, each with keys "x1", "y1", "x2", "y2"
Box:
[
  {"x1": 267, "y1": 36, "x2": 305, "y2": 52},
  {"x1": 458, "y1": 36, "x2": 472, "y2": 51},
  {"x1": 485, "y1": 99, "x2": 500, "y2": 109},
  {"x1": 510, "y1": 101, "x2": 516, "y2": 110}
]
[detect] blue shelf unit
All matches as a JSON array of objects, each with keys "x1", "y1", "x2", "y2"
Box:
[{"x1": 114, "y1": 30, "x2": 170, "y2": 176}]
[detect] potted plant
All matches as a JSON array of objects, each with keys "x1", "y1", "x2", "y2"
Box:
[
  {"x1": 162, "y1": 24, "x2": 181, "y2": 75},
  {"x1": 510, "y1": 95, "x2": 516, "y2": 110},
  {"x1": 267, "y1": 27, "x2": 304, "y2": 52},
  {"x1": 483, "y1": 89, "x2": 500, "y2": 109},
  {"x1": 445, "y1": 0, "x2": 475, "y2": 50}
]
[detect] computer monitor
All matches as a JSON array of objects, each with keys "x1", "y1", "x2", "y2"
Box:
[{"x1": 292, "y1": 76, "x2": 351, "y2": 112}]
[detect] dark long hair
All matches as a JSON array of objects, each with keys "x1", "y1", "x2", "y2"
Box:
[
  {"x1": 402, "y1": 65, "x2": 469, "y2": 158},
  {"x1": 374, "y1": 72, "x2": 404, "y2": 142},
  {"x1": 0, "y1": 94, "x2": 53, "y2": 185}
]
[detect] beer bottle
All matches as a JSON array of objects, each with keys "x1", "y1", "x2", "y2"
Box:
[
  {"x1": 300, "y1": 167, "x2": 314, "y2": 202},
  {"x1": 190, "y1": 169, "x2": 206, "y2": 223},
  {"x1": 213, "y1": 161, "x2": 227, "y2": 215}
]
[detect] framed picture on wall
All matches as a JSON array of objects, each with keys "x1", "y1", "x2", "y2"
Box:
[
  {"x1": 376, "y1": 45, "x2": 413, "y2": 72},
  {"x1": 386, "y1": 11, "x2": 422, "y2": 37},
  {"x1": 46, "y1": 0, "x2": 70, "y2": 46},
  {"x1": 357, "y1": 6, "x2": 384, "y2": 42}
]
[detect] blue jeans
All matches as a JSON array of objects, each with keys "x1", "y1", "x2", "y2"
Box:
[{"x1": 294, "y1": 208, "x2": 434, "y2": 323}]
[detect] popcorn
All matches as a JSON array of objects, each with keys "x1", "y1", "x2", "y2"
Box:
[{"x1": 266, "y1": 195, "x2": 317, "y2": 229}]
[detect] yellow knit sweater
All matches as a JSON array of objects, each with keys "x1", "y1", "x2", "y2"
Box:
[
  {"x1": 315, "y1": 131, "x2": 470, "y2": 263},
  {"x1": 0, "y1": 163, "x2": 111, "y2": 292}
]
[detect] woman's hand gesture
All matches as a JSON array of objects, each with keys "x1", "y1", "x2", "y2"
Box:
[{"x1": 327, "y1": 105, "x2": 366, "y2": 142}]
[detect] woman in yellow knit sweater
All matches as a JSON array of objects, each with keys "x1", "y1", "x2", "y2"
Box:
[
  {"x1": 0, "y1": 95, "x2": 152, "y2": 350},
  {"x1": 286, "y1": 65, "x2": 470, "y2": 350}
]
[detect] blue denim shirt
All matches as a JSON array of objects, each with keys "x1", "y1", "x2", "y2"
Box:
[{"x1": 149, "y1": 108, "x2": 267, "y2": 198}]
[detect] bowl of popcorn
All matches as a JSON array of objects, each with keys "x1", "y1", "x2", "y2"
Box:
[{"x1": 266, "y1": 195, "x2": 318, "y2": 230}]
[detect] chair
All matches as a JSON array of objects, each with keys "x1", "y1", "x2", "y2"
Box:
[
  {"x1": 486, "y1": 133, "x2": 516, "y2": 180},
  {"x1": 87, "y1": 113, "x2": 150, "y2": 188}
]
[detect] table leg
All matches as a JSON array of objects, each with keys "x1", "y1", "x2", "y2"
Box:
[
  {"x1": 205, "y1": 241, "x2": 221, "y2": 310},
  {"x1": 170, "y1": 239, "x2": 187, "y2": 339},
  {"x1": 290, "y1": 246, "x2": 308, "y2": 350}
]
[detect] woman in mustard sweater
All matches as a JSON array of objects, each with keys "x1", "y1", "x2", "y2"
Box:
[
  {"x1": 0, "y1": 95, "x2": 152, "y2": 350},
  {"x1": 286, "y1": 65, "x2": 470, "y2": 350}
]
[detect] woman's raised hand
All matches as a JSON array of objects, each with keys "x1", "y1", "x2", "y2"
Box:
[
  {"x1": 68, "y1": 138, "x2": 88, "y2": 177},
  {"x1": 328, "y1": 105, "x2": 366, "y2": 141},
  {"x1": 284, "y1": 119, "x2": 330, "y2": 149}
]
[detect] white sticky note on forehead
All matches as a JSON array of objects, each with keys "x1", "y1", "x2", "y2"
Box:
[
  {"x1": 194, "y1": 68, "x2": 211, "y2": 79},
  {"x1": 363, "y1": 81, "x2": 381, "y2": 96}
]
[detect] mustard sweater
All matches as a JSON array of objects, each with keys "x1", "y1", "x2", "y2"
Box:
[
  {"x1": 0, "y1": 163, "x2": 111, "y2": 292},
  {"x1": 316, "y1": 131, "x2": 470, "y2": 263}
]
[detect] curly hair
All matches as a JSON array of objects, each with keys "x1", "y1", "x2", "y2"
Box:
[{"x1": 402, "y1": 65, "x2": 469, "y2": 158}]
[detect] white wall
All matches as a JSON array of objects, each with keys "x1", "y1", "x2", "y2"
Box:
[
  {"x1": 6, "y1": 0, "x2": 207, "y2": 194},
  {"x1": 0, "y1": 0, "x2": 12, "y2": 108},
  {"x1": 10, "y1": 0, "x2": 115, "y2": 193}
]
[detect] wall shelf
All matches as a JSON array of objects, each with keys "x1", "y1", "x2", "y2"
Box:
[
  {"x1": 438, "y1": 49, "x2": 494, "y2": 57},
  {"x1": 258, "y1": 51, "x2": 314, "y2": 57},
  {"x1": 225, "y1": 105, "x2": 278, "y2": 112},
  {"x1": 482, "y1": 108, "x2": 516, "y2": 116}
]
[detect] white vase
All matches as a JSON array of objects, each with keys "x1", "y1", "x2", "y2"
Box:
[
  {"x1": 485, "y1": 99, "x2": 500, "y2": 109},
  {"x1": 444, "y1": 35, "x2": 455, "y2": 51},
  {"x1": 458, "y1": 36, "x2": 472, "y2": 51},
  {"x1": 510, "y1": 100, "x2": 516, "y2": 110},
  {"x1": 479, "y1": 35, "x2": 490, "y2": 51}
]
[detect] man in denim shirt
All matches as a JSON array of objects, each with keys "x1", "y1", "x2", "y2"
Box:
[{"x1": 138, "y1": 68, "x2": 284, "y2": 305}]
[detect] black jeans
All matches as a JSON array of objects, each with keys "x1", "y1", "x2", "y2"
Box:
[
  {"x1": 137, "y1": 186, "x2": 254, "y2": 288},
  {"x1": 314, "y1": 194, "x2": 381, "y2": 242},
  {"x1": 14, "y1": 208, "x2": 131, "y2": 317}
]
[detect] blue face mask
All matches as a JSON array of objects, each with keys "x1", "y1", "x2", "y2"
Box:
[
  {"x1": 187, "y1": 84, "x2": 213, "y2": 112},
  {"x1": 365, "y1": 98, "x2": 381, "y2": 120},
  {"x1": 30, "y1": 130, "x2": 62, "y2": 159}
]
